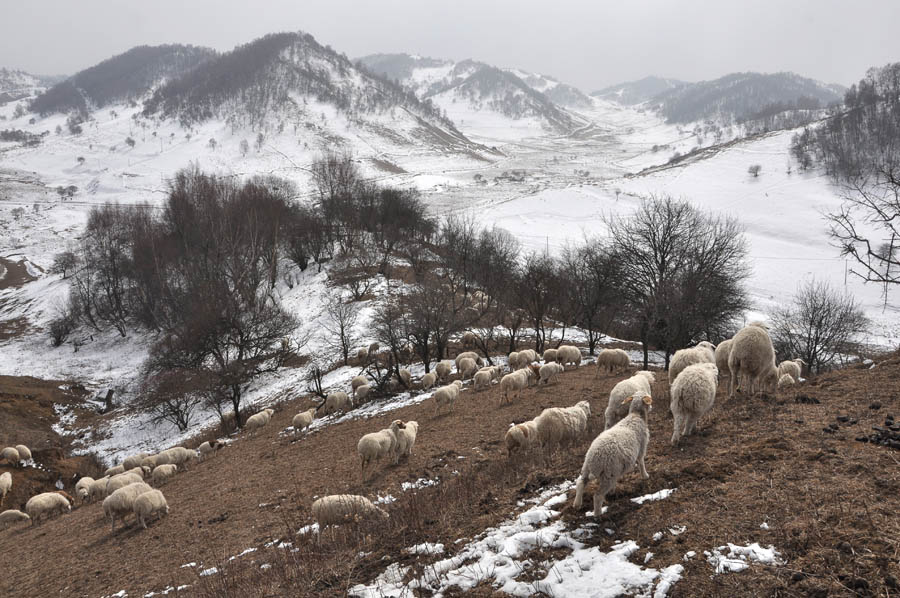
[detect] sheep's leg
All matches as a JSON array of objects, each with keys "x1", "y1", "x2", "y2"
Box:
[
  {"x1": 671, "y1": 413, "x2": 682, "y2": 446},
  {"x1": 729, "y1": 369, "x2": 737, "y2": 398},
  {"x1": 573, "y1": 476, "x2": 586, "y2": 509},
  {"x1": 638, "y1": 453, "x2": 649, "y2": 480},
  {"x1": 592, "y1": 490, "x2": 606, "y2": 518}
]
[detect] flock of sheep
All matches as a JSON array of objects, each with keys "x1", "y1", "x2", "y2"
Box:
[{"x1": 1, "y1": 320, "x2": 804, "y2": 539}]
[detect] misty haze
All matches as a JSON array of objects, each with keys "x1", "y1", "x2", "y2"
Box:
[{"x1": 1, "y1": 2, "x2": 899, "y2": 596}]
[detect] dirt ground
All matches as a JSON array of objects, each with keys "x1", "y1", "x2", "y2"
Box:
[{"x1": 1, "y1": 355, "x2": 899, "y2": 597}]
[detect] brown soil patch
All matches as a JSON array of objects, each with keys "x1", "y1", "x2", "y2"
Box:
[
  {"x1": 3, "y1": 356, "x2": 899, "y2": 597},
  {"x1": 0, "y1": 256, "x2": 37, "y2": 290}
]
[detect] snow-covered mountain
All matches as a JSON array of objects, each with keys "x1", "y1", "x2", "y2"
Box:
[
  {"x1": 30, "y1": 45, "x2": 216, "y2": 116},
  {"x1": 357, "y1": 53, "x2": 584, "y2": 140},
  {"x1": 0, "y1": 68, "x2": 59, "y2": 104},
  {"x1": 503, "y1": 68, "x2": 592, "y2": 109},
  {"x1": 592, "y1": 76, "x2": 687, "y2": 105}
]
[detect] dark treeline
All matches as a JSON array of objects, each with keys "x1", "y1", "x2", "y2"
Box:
[
  {"x1": 54, "y1": 156, "x2": 749, "y2": 430},
  {"x1": 31, "y1": 45, "x2": 215, "y2": 117}
]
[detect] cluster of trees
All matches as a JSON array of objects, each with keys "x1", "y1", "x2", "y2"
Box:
[
  {"x1": 792, "y1": 63, "x2": 900, "y2": 297},
  {"x1": 0, "y1": 128, "x2": 43, "y2": 146},
  {"x1": 31, "y1": 45, "x2": 215, "y2": 117},
  {"x1": 144, "y1": 32, "x2": 454, "y2": 131}
]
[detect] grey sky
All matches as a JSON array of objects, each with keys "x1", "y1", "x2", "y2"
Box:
[{"x1": 2, "y1": 0, "x2": 898, "y2": 90}]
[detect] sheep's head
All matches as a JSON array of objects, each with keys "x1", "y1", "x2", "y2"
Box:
[{"x1": 624, "y1": 394, "x2": 653, "y2": 418}]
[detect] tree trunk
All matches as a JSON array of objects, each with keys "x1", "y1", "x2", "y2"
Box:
[{"x1": 231, "y1": 384, "x2": 243, "y2": 428}]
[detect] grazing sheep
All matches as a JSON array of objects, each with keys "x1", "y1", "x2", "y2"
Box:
[
  {"x1": 473, "y1": 368, "x2": 494, "y2": 391},
  {"x1": 106, "y1": 472, "x2": 143, "y2": 495},
  {"x1": 356, "y1": 348, "x2": 368, "y2": 362},
  {"x1": 25, "y1": 492, "x2": 71, "y2": 525},
  {"x1": 462, "y1": 331, "x2": 477, "y2": 347},
  {"x1": 596, "y1": 348, "x2": 631, "y2": 375},
  {"x1": 311, "y1": 495, "x2": 388, "y2": 529},
  {"x1": 777, "y1": 374, "x2": 796, "y2": 389},
  {"x1": 777, "y1": 360, "x2": 801, "y2": 382},
  {"x1": 197, "y1": 440, "x2": 220, "y2": 461},
  {"x1": 88, "y1": 476, "x2": 110, "y2": 502},
  {"x1": 505, "y1": 421, "x2": 541, "y2": 457},
  {"x1": 1, "y1": 447, "x2": 20, "y2": 466},
  {"x1": 397, "y1": 368, "x2": 412, "y2": 388},
  {"x1": 395, "y1": 420, "x2": 419, "y2": 461},
  {"x1": 368, "y1": 342, "x2": 380, "y2": 355},
  {"x1": 75, "y1": 477, "x2": 95, "y2": 503},
  {"x1": 292, "y1": 408, "x2": 317, "y2": 435},
  {"x1": 351, "y1": 375, "x2": 368, "y2": 392},
  {"x1": 670, "y1": 362, "x2": 719, "y2": 446},
  {"x1": 604, "y1": 370, "x2": 656, "y2": 430},
  {"x1": 518, "y1": 349, "x2": 539, "y2": 366},
  {"x1": 421, "y1": 372, "x2": 437, "y2": 391},
  {"x1": 433, "y1": 380, "x2": 464, "y2": 415},
  {"x1": 714, "y1": 339, "x2": 733, "y2": 379},
  {"x1": 151, "y1": 464, "x2": 178, "y2": 486},
  {"x1": 14, "y1": 445, "x2": 31, "y2": 463},
  {"x1": 499, "y1": 369, "x2": 533, "y2": 404},
  {"x1": 508, "y1": 351, "x2": 520, "y2": 370},
  {"x1": 0, "y1": 472, "x2": 10, "y2": 505},
  {"x1": 534, "y1": 400, "x2": 592, "y2": 454},
  {"x1": 357, "y1": 420, "x2": 406, "y2": 480},
  {"x1": 455, "y1": 351, "x2": 484, "y2": 369},
  {"x1": 245, "y1": 408, "x2": 275, "y2": 433},
  {"x1": 542, "y1": 348, "x2": 559, "y2": 363},
  {"x1": 140, "y1": 455, "x2": 159, "y2": 470},
  {"x1": 435, "y1": 360, "x2": 453, "y2": 381},
  {"x1": 557, "y1": 345, "x2": 583, "y2": 368},
  {"x1": 122, "y1": 453, "x2": 149, "y2": 470},
  {"x1": 573, "y1": 395, "x2": 653, "y2": 518},
  {"x1": 728, "y1": 325, "x2": 778, "y2": 398},
  {"x1": 54, "y1": 490, "x2": 75, "y2": 506},
  {"x1": 103, "y1": 482, "x2": 153, "y2": 531},
  {"x1": 668, "y1": 343, "x2": 716, "y2": 385},
  {"x1": 457, "y1": 357, "x2": 478, "y2": 379},
  {"x1": 133, "y1": 489, "x2": 169, "y2": 529},
  {"x1": 158, "y1": 447, "x2": 199, "y2": 470},
  {"x1": 323, "y1": 391, "x2": 352, "y2": 416},
  {"x1": 539, "y1": 362, "x2": 565, "y2": 385},
  {"x1": 355, "y1": 384, "x2": 372, "y2": 402},
  {"x1": 0, "y1": 509, "x2": 30, "y2": 529},
  {"x1": 104, "y1": 464, "x2": 125, "y2": 477}
]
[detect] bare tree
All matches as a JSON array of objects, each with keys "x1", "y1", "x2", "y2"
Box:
[
  {"x1": 748, "y1": 164, "x2": 762, "y2": 177},
  {"x1": 139, "y1": 368, "x2": 207, "y2": 431},
  {"x1": 771, "y1": 280, "x2": 869, "y2": 374},
  {"x1": 560, "y1": 241, "x2": 622, "y2": 355},
  {"x1": 321, "y1": 290, "x2": 359, "y2": 366}
]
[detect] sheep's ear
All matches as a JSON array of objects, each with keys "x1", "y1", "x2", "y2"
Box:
[
  {"x1": 642, "y1": 395, "x2": 653, "y2": 405},
  {"x1": 623, "y1": 396, "x2": 633, "y2": 404}
]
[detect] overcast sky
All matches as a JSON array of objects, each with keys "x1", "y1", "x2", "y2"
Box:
[{"x1": 3, "y1": 0, "x2": 899, "y2": 90}]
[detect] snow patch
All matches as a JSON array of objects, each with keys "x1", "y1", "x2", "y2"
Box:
[{"x1": 631, "y1": 488, "x2": 676, "y2": 504}]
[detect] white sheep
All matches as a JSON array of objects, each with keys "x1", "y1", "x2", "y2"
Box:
[
  {"x1": 323, "y1": 391, "x2": 352, "y2": 416},
  {"x1": 395, "y1": 420, "x2": 419, "y2": 461},
  {"x1": 534, "y1": 400, "x2": 592, "y2": 454},
  {"x1": 508, "y1": 351, "x2": 520, "y2": 370},
  {"x1": 311, "y1": 494, "x2": 388, "y2": 530},
  {"x1": 518, "y1": 349, "x2": 539, "y2": 366},
  {"x1": 106, "y1": 471, "x2": 143, "y2": 495},
  {"x1": 714, "y1": 339, "x2": 733, "y2": 379},
  {"x1": 670, "y1": 362, "x2": 719, "y2": 445},
  {"x1": 455, "y1": 351, "x2": 484, "y2": 369},
  {"x1": 1, "y1": 447, "x2": 20, "y2": 466},
  {"x1": 435, "y1": 360, "x2": 453, "y2": 381},
  {"x1": 88, "y1": 476, "x2": 110, "y2": 502},
  {"x1": 74, "y1": 476, "x2": 94, "y2": 504},
  {"x1": 355, "y1": 384, "x2": 372, "y2": 403},
  {"x1": 103, "y1": 482, "x2": 153, "y2": 531},
  {"x1": 728, "y1": 325, "x2": 778, "y2": 398},
  {"x1": 539, "y1": 362, "x2": 565, "y2": 385},
  {"x1": 151, "y1": 464, "x2": 178, "y2": 486},
  {"x1": 777, "y1": 360, "x2": 801, "y2": 381},
  {"x1": 505, "y1": 421, "x2": 541, "y2": 457},
  {"x1": 140, "y1": 455, "x2": 160, "y2": 470},
  {"x1": 356, "y1": 348, "x2": 368, "y2": 362},
  {"x1": 122, "y1": 453, "x2": 149, "y2": 470},
  {"x1": 14, "y1": 444, "x2": 31, "y2": 462},
  {"x1": 357, "y1": 420, "x2": 405, "y2": 480},
  {"x1": 604, "y1": 370, "x2": 656, "y2": 430},
  {"x1": 543, "y1": 348, "x2": 559, "y2": 363},
  {"x1": 351, "y1": 375, "x2": 369, "y2": 392},
  {"x1": 197, "y1": 440, "x2": 221, "y2": 461},
  {"x1": 596, "y1": 348, "x2": 631, "y2": 375},
  {"x1": 104, "y1": 464, "x2": 125, "y2": 477},
  {"x1": 245, "y1": 408, "x2": 275, "y2": 433},
  {"x1": 573, "y1": 394, "x2": 653, "y2": 518},
  {"x1": 158, "y1": 446, "x2": 199, "y2": 470},
  {"x1": 0, "y1": 509, "x2": 30, "y2": 529},
  {"x1": 133, "y1": 489, "x2": 169, "y2": 529},
  {"x1": 25, "y1": 492, "x2": 71, "y2": 525},
  {"x1": 421, "y1": 372, "x2": 437, "y2": 391},
  {"x1": 0, "y1": 472, "x2": 10, "y2": 506},
  {"x1": 473, "y1": 368, "x2": 493, "y2": 391},
  {"x1": 462, "y1": 331, "x2": 477, "y2": 347},
  {"x1": 433, "y1": 380, "x2": 464, "y2": 415},
  {"x1": 292, "y1": 408, "x2": 317, "y2": 435},
  {"x1": 499, "y1": 369, "x2": 532, "y2": 404},
  {"x1": 557, "y1": 345, "x2": 583, "y2": 368},
  {"x1": 668, "y1": 343, "x2": 715, "y2": 385},
  {"x1": 397, "y1": 368, "x2": 412, "y2": 388},
  {"x1": 777, "y1": 373, "x2": 796, "y2": 389}
]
